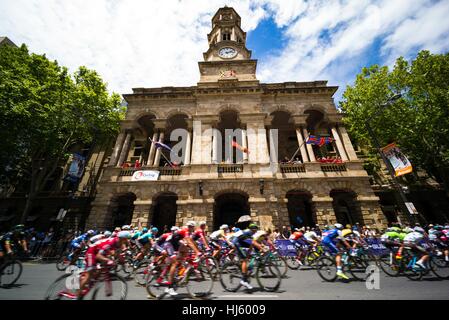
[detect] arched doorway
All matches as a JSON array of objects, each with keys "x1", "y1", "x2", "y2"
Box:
[
  {"x1": 213, "y1": 192, "x2": 250, "y2": 230},
  {"x1": 270, "y1": 111, "x2": 301, "y2": 162},
  {"x1": 152, "y1": 192, "x2": 178, "y2": 232},
  {"x1": 286, "y1": 190, "x2": 315, "y2": 228},
  {"x1": 110, "y1": 193, "x2": 136, "y2": 227},
  {"x1": 217, "y1": 110, "x2": 243, "y2": 164},
  {"x1": 330, "y1": 189, "x2": 363, "y2": 226}
]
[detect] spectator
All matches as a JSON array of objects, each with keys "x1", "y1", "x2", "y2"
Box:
[
  {"x1": 272, "y1": 228, "x2": 281, "y2": 240},
  {"x1": 281, "y1": 225, "x2": 291, "y2": 239}
]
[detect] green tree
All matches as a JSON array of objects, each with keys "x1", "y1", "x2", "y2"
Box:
[
  {"x1": 0, "y1": 43, "x2": 125, "y2": 223},
  {"x1": 340, "y1": 50, "x2": 449, "y2": 195}
]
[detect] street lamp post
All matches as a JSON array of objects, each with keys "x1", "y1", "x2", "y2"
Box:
[{"x1": 365, "y1": 94, "x2": 416, "y2": 225}]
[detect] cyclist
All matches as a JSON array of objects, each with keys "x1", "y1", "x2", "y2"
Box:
[
  {"x1": 403, "y1": 226, "x2": 430, "y2": 270},
  {"x1": 428, "y1": 225, "x2": 449, "y2": 263},
  {"x1": 135, "y1": 227, "x2": 158, "y2": 261},
  {"x1": 231, "y1": 223, "x2": 262, "y2": 290},
  {"x1": 78, "y1": 231, "x2": 132, "y2": 299},
  {"x1": 191, "y1": 221, "x2": 210, "y2": 251},
  {"x1": 164, "y1": 221, "x2": 202, "y2": 296},
  {"x1": 210, "y1": 224, "x2": 232, "y2": 257},
  {"x1": 304, "y1": 228, "x2": 321, "y2": 247},
  {"x1": 321, "y1": 223, "x2": 353, "y2": 280},
  {"x1": 0, "y1": 225, "x2": 28, "y2": 262},
  {"x1": 68, "y1": 229, "x2": 95, "y2": 263}
]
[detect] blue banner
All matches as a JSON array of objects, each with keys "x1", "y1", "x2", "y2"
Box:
[
  {"x1": 274, "y1": 240, "x2": 298, "y2": 257},
  {"x1": 365, "y1": 238, "x2": 389, "y2": 256}
]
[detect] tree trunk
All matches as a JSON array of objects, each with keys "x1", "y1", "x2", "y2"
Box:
[{"x1": 20, "y1": 193, "x2": 35, "y2": 224}]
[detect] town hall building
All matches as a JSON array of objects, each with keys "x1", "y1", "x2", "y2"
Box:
[{"x1": 86, "y1": 7, "x2": 386, "y2": 231}]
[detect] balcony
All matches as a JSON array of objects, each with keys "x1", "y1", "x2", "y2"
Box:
[
  {"x1": 119, "y1": 166, "x2": 182, "y2": 177},
  {"x1": 217, "y1": 164, "x2": 243, "y2": 174},
  {"x1": 320, "y1": 163, "x2": 347, "y2": 172},
  {"x1": 280, "y1": 163, "x2": 306, "y2": 173}
]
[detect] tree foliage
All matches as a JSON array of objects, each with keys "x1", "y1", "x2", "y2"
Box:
[
  {"x1": 340, "y1": 50, "x2": 449, "y2": 193},
  {"x1": 0, "y1": 43, "x2": 125, "y2": 221}
]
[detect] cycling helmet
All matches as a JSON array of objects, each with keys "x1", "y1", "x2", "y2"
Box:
[
  {"x1": 248, "y1": 223, "x2": 258, "y2": 230},
  {"x1": 142, "y1": 227, "x2": 148, "y2": 233},
  {"x1": 233, "y1": 227, "x2": 241, "y2": 232},
  {"x1": 414, "y1": 227, "x2": 425, "y2": 234},
  {"x1": 388, "y1": 227, "x2": 401, "y2": 232},
  {"x1": 104, "y1": 231, "x2": 112, "y2": 237},
  {"x1": 220, "y1": 224, "x2": 229, "y2": 230},
  {"x1": 151, "y1": 227, "x2": 159, "y2": 233},
  {"x1": 186, "y1": 221, "x2": 196, "y2": 227},
  {"x1": 171, "y1": 226, "x2": 180, "y2": 232},
  {"x1": 13, "y1": 224, "x2": 25, "y2": 231},
  {"x1": 122, "y1": 225, "x2": 131, "y2": 230},
  {"x1": 118, "y1": 231, "x2": 132, "y2": 239},
  {"x1": 87, "y1": 230, "x2": 95, "y2": 235},
  {"x1": 334, "y1": 223, "x2": 343, "y2": 230},
  {"x1": 199, "y1": 221, "x2": 207, "y2": 226}
]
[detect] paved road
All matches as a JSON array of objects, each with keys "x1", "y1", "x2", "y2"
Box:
[{"x1": 1, "y1": 261, "x2": 448, "y2": 300}]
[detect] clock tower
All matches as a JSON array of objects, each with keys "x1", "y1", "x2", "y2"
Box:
[{"x1": 198, "y1": 6, "x2": 258, "y2": 86}]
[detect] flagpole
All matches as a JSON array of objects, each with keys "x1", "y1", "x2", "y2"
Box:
[{"x1": 289, "y1": 131, "x2": 310, "y2": 162}]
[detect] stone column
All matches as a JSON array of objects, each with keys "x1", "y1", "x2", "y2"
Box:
[
  {"x1": 313, "y1": 196, "x2": 336, "y2": 226},
  {"x1": 184, "y1": 128, "x2": 192, "y2": 165},
  {"x1": 338, "y1": 125, "x2": 358, "y2": 161},
  {"x1": 153, "y1": 131, "x2": 165, "y2": 167},
  {"x1": 212, "y1": 128, "x2": 219, "y2": 164},
  {"x1": 241, "y1": 128, "x2": 248, "y2": 163},
  {"x1": 268, "y1": 128, "x2": 278, "y2": 164},
  {"x1": 331, "y1": 126, "x2": 349, "y2": 161},
  {"x1": 131, "y1": 200, "x2": 152, "y2": 228},
  {"x1": 303, "y1": 128, "x2": 316, "y2": 162},
  {"x1": 117, "y1": 131, "x2": 132, "y2": 166},
  {"x1": 108, "y1": 131, "x2": 126, "y2": 167},
  {"x1": 296, "y1": 126, "x2": 309, "y2": 162},
  {"x1": 201, "y1": 124, "x2": 213, "y2": 164},
  {"x1": 147, "y1": 132, "x2": 158, "y2": 166},
  {"x1": 257, "y1": 126, "x2": 270, "y2": 164},
  {"x1": 191, "y1": 120, "x2": 202, "y2": 164},
  {"x1": 246, "y1": 123, "x2": 258, "y2": 164}
]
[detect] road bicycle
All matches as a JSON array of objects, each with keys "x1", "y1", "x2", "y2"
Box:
[
  {"x1": 315, "y1": 249, "x2": 367, "y2": 282},
  {"x1": 0, "y1": 253, "x2": 23, "y2": 288},
  {"x1": 220, "y1": 249, "x2": 282, "y2": 292},
  {"x1": 44, "y1": 264, "x2": 127, "y2": 300},
  {"x1": 145, "y1": 253, "x2": 214, "y2": 299}
]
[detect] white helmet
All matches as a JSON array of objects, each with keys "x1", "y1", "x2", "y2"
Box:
[
  {"x1": 199, "y1": 221, "x2": 207, "y2": 226},
  {"x1": 87, "y1": 230, "x2": 95, "y2": 235},
  {"x1": 104, "y1": 231, "x2": 112, "y2": 237},
  {"x1": 121, "y1": 225, "x2": 131, "y2": 230},
  {"x1": 186, "y1": 221, "x2": 196, "y2": 227},
  {"x1": 171, "y1": 226, "x2": 180, "y2": 232},
  {"x1": 220, "y1": 224, "x2": 229, "y2": 230},
  {"x1": 414, "y1": 227, "x2": 425, "y2": 234},
  {"x1": 118, "y1": 231, "x2": 132, "y2": 239},
  {"x1": 334, "y1": 223, "x2": 343, "y2": 230}
]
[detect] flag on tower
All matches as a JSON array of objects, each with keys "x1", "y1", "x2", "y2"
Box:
[{"x1": 306, "y1": 135, "x2": 334, "y2": 147}]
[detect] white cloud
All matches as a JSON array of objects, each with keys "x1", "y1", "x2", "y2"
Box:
[{"x1": 1, "y1": 0, "x2": 448, "y2": 103}]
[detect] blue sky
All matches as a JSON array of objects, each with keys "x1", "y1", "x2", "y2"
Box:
[{"x1": 1, "y1": 0, "x2": 449, "y2": 105}]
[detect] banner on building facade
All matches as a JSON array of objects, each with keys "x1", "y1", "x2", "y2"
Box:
[
  {"x1": 381, "y1": 143, "x2": 413, "y2": 177},
  {"x1": 67, "y1": 153, "x2": 86, "y2": 182},
  {"x1": 274, "y1": 240, "x2": 299, "y2": 257},
  {"x1": 131, "y1": 170, "x2": 160, "y2": 181}
]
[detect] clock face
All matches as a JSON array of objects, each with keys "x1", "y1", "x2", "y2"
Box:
[{"x1": 218, "y1": 47, "x2": 237, "y2": 59}]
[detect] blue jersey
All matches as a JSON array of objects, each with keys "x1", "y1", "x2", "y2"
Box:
[
  {"x1": 232, "y1": 229, "x2": 253, "y2": 246},
  {"x1": 71, "y1": 233, "x2": 88, "y2": 245},
  {"x1": 322, "y1": 229, "x2": 343, "y2": 243}
]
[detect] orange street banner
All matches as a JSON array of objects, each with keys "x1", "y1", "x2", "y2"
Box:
[{"x1": 381, "y1": 143, "x2": 413, "y2": 177}]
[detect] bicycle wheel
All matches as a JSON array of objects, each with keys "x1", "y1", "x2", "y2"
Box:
[
  {"x1": 185, "y1": 264, "x2": 214, "y2": 299},
  {"x1": 145, "y1": 269, "x2": 166, "y2": 299},
  {"x1": 378, "y1": 252, "x2": 401, "y2": 277},
  {"x1": 347, "y1": 256, "x2": 367, "y2": 281},
  {"x1": 0, "y1": 260, "x2": 23, "y2": 288},
  {"x1": 402, "y1": 254, "x2": 423, "y2": 281},
  {"x1": 315, "y1": 256, "x2": 337, "y2": 282},
  {"x1": 44, "y1": 273, "x2": 79, "y2": 300},
  {"x1": 285, "y1": 255, "x2": 301, "y2": 270},
  {"x1": 256, "y1": 259, "x2": 282, "y2": 292},
  {"x1": 219, "y1": 261, "x2": 242, "y2": 292},
  {"x1": 56, "y1": 256, "x2": 70, "y2": 271},
  {"x1": 202, "y1": 257, "x2": 221, "y2": 281},
  {"x1": 92, "y1": 273, "x2": 127, "y2": 300},
  {"x1": 429, "y1": 256, "x2": 449, "y2": 279},
  {"x1": 133, "y1": 260, "x2": 150, "y2": 286},
  {"x1": 270, "y1": 254, "x2": 288, "y2": 278}
]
